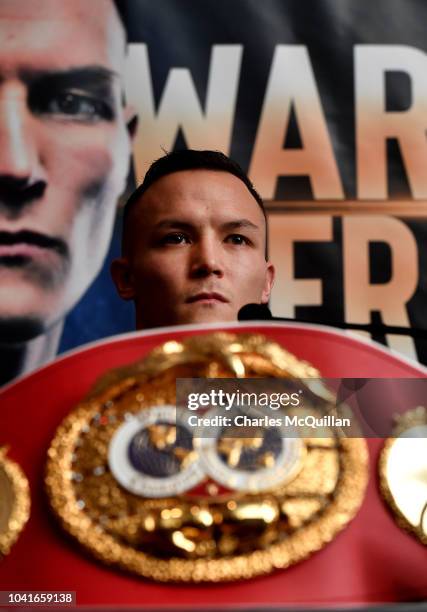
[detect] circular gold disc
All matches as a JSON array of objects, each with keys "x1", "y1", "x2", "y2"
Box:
[
  {"x1": 0, "y1": 449, "x2": 30, "y2": 557},
  {"x1": 46, "y1": 332, "x2": 368, "y2": 582},
  {"x1": 379, "y1": 407, "x2": 427, "y2": 545}
]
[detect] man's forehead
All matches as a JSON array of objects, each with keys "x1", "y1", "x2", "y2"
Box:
[
  {"x1": 0, "y1": 0, "x2": 125, "y2": 71},
  {"x1": 138, "y1": 169, "x2": 265, "y2": 225}
]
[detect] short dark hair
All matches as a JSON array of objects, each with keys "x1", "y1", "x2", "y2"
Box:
[{"x1": 122, "y1": 149, "x2": 268, "y2": 258}]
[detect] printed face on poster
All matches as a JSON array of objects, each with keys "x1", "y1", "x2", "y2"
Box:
[
  {"x1": 0, "y1": 0, "x2": 136, "y2": 383},
  {"x1": 1, "y1": 0, "x2": 427, "y2": 385}
]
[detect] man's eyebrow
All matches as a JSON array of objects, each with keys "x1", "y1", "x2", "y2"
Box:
[
  {"x1": 220, "y1": 219, "x2": 260, "y2": 232},
  {"x1": 154, "y1": 220, "x2": 195, "y2": 231},
  {"x1": 20, "y1": 66, "x2": 119, "y2": 86},
  {"x1": 153, "y1": 219, "x2": 260, "y2": 232}
]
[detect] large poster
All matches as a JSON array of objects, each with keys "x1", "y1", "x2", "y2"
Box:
[
  {"x1": 2, "y1": 0, "x2": 427, "y2": 387},
  {"x1": 118, "y1": 0, "x2": 427, "y2": 364}
]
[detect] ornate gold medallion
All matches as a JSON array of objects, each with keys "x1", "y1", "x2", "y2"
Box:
[
  {"x1": 379, "y1": 406, "x2": 427, "y2": 545},
  {"x1": 0, "y1": 448, "x2": 30, "y2": 557},
  {"x1": 46, "y1": 332, "x2": 368, "y2": 581}
]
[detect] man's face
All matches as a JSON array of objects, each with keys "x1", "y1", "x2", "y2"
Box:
[
  {"x1": 0, "y1": 0, "x2": 133, "y2": 340},
  {"x1": 112, "y1": 169, "x2": 275, "y2": 328}
]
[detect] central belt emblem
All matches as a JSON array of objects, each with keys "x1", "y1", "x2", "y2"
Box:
[
  {"x1": 46, "y1": 332, "x2": 368, "y2": 582},
  {"x1": 108, "y1": 405, "x2": 304, "y2": 498}
]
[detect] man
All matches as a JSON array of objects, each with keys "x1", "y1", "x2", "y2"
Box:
[
  {"x1": 111, "y1": 150, "x2": 275, "y2": 328},
  {"x1": 0, "y1": 0, "x2": 136, "y2": 384}
]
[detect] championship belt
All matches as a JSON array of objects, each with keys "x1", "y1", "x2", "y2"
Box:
[
  {"x1": 46, "y1": 332, "x2": 368, "y2": 582},
  {"x1": 2, "y1": 322, "x2": 426, "y2": 604},
  {"x1": 0, "y1": 447, "x2": 30, "y2": 558}
]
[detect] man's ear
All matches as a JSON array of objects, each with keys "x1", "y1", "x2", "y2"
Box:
[
  {"x1": 124, "y1": 105, "x2": 138, "y2": 140},
  {"x1": 111, "y1": 257, "x2": 136, "y2": 301},
  {"x1": 261, "y1": 262, "x2": 275, "y2": 304}
]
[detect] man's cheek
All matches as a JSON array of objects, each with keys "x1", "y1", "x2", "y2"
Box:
[
  {"x1": 238, "y1": 258, "x2": 267, "y2": 298},
  {"x1": 134, "y1": 259, "x2": 171, "y2": 290},
  {"x1": 77, "y1": 150, "x2": 115, "y2": 202},
  {"x1": 235, "y1": 255, "x2": 263, "y2": 280},
  {"x1": 146, "y1": 253, "x2": 183, "y2": 283},
  {"x1": 74, "y1": 125, "x2": 130, "y2": 194},
  {"x1": 50, "y1": 130, "x2": 117, "y2": 203}
]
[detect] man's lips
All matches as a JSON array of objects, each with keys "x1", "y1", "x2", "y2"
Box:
[
  {"x1": 0, "y1": 230, "x2": 68, "y2": 259},
  {"x1": 186, "y1": 292, "x2": 229, "y2": 304}
]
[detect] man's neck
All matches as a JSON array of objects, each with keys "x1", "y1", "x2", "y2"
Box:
[{"x1": 0, "y1": 321, "x2": 63, "y2": 387}]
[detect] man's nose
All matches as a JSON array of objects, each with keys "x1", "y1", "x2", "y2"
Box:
[
  {"x1": 0, "y1": 84, "x2": 46, "y2": 209},
  {"x1": 190, "y1": 236, "x2": 224, "y2": 278}
]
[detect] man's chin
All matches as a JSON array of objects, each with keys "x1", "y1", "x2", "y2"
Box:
[
  {"x1": 178, "y1": 306, "x2": 237, "y2": 326},
  {"x1": 139, "y1": 304, "x2": 237, "y2": 330},
  {"x1": 0, "y1": 316, "x2": 45, "y2": 344}
]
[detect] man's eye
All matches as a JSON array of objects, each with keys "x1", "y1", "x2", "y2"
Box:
[
  {"x1": 226, "y1": 234, "x2": 250, "y2": 246},
  {"x1": 161, "y1": 233, "x2": 191, "y2": 245},
  {"x1": 33, "y1": 91, "x2": 114, "y2": 121}
]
